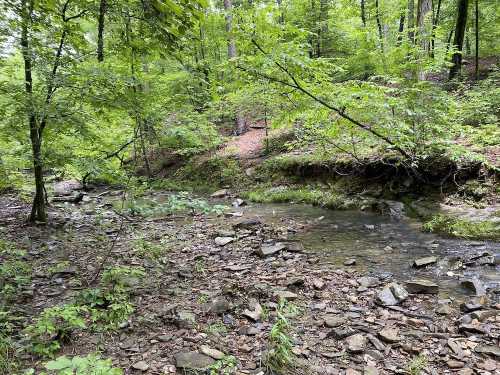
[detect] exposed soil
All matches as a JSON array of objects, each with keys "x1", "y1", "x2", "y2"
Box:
[{"x1": 1, "y1": 189, "x2": 499, "y2": 375}]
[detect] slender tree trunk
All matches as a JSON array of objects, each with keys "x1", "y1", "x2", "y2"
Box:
[
  {"x1": 360, "y1": 0, "x2": 367, "y2": 26},
  {"x1": 21, "y1": 0, "x2": 46, "y2": 222},
  {"x1": 397, "y1": 14, "x2": 405, "y2": 45},
  {"x1": 445, "y1": 28, "x2": 454, "y2": 53},
  {"x1": 97, "y1": 0, "x2": 106, "y2": 62},
  {"x1": 449, "y1": 0, "x2": 469, "y2": 79},
  {"x1": 416, "y1": 0, "x2": 432, "y2": 52},
  {"x1": 430, "y1": 0, "x2": 441, "y2": 57},
  {"x1": 375, "y1": 0, "x2": 384, "y2": 52},
  {"x1": 224, "y1": 0, "x2": 246, "y2": 135},
  {"x1": 408, "y1": 0, "x2": 415, "y2": 43},
  {"x1": 474, "y1": 0, "x2": 479, "y2": 79}
]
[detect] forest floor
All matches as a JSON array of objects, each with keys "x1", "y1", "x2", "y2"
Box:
[{"x1": 1, "y1": 186, "x2": 499, "y2": 375}]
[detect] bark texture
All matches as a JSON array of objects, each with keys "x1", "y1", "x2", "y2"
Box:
[{"x1": 449, "y1": 0, "x2": 469, "y2": 79}]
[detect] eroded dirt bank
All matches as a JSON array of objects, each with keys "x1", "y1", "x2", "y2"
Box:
[{"x1": 1, "y1": 189, "x2": 499, "y2": 375}]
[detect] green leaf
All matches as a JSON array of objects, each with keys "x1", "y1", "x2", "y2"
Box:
[{"x1": 45, "y1": 356, "x2": 73, "y2": 370}]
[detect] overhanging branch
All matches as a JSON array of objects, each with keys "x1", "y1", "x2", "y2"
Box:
[{"x1": 239, "y1": 39, "x2": 412, "y2": 160}]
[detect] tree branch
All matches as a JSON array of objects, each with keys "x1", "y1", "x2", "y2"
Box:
[{"x1": 241, "y1": 39, "x2": 412, "y2": 160}]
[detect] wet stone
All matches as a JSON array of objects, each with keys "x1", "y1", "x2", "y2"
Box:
[
  {"x1": 460, "y1": 278, "x2": 486, "y2": 296},
  {"x1": 344, "y1": 258, "x2": 357, "y2": 266},
  {"x1": 405, "y1": 279, "x2": 439, "y2": 294},
  {"x1": 413, "y1": 256, "x2": 438, "y2": 268}
]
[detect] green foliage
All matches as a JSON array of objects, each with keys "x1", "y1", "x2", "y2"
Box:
[
  {"x1": 132, "y1": 238, "x2": 164, "y2": 260},
  {"x1": 0, "y1": 334, "x2": 17, "y2": 375},
  {"x1": 43, "y1": 354, "x2": 122, "y2": 375},
  {"x1": 423, "y1": 215, "x2": 500, "y2": 240},
  {"x1": 263, "y1": 300, "x2": 296, "y2": 374},
  {"x1": 406, "y1": 354, "x2": 428, "y2": 375},
  {"x1": 208, "y1": 355, "x2": 237, "y2": 375},
  {"x1": 122, "y1": 192, "x2": 225, "y2": 217},
  {"x1": 243, "y1": 186, "x2": 354, "y2": 210},
  {"x1": 0, "y1": 241, "x2": 31, "y2": 303},
  {"x1": 77, "y1": 266, "x2": 144, "y2": 329},
  {"x1": 25, "y1": 305, "x2": 87, "y2": 358}
]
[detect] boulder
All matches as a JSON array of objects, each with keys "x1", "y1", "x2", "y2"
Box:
[
  {"x1": 405, "y1": 279, "x2": 439, "y2": 294},
  {"x1": 174, "y1": 352, "x2": 215, "y2": 370},
  {"x1": 54, "y1": 179, "x2": 82, "y2": 196}
]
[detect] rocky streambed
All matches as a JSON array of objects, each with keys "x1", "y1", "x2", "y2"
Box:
[{"x1": 0, "y1": 188, "x2": 499, "y2": 374}]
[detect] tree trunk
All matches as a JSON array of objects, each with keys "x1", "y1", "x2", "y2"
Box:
[
  {"x1": 449, "y1": 0, "x2": 469, "y2": 79},
  {"x1": 223, "y1": 0, "x2": 246, "y2": 135},
  {"x1": 360, "y1": 0, "x2": 366, "y2": 26},
  {"x1": 397, "y1": 13, "x2": 405, "y2": 45},
  {"x1": 97, "y1": 0, "x2": 106, "y2": 62},
  {"x1": 430, "y1": 0, "x2": 441, "y2": 57},
  {"x1": 375, "y1": 0, "x2": 384, "y2": 52},
  {"x1": 416, "y1": 0, "x2": 432, "y2": 52},
  {"x1": 408, "y1": 0, "x2": 415, "y2": 43},
  {"x1": 474, "y1": 0, "x2": 479, "y2": 79},
  {"x1": 21, "y1": 0, "x2": 46, "y2": 222}
]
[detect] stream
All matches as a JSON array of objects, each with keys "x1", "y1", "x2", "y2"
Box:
[{"x1": 237, "y1": 202, "x2": 500, "y2": 301}]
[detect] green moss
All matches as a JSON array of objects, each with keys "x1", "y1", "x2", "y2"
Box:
[
  {"x1": 242, "y1": 186, "x2": 359, "y2": 210},
  {"x1": 422, "y1": 214, "x2": 500, "y2": 240}
]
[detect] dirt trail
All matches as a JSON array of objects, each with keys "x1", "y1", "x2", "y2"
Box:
[{"x1": 218, "y1": 127, "x2": 267, "y2": 159}]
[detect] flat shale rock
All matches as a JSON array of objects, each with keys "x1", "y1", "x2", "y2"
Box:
[
  {"x1": 200, "y1": 345, "x2": 225, "y2": 360},
  {"x1": 405, "y1": 279, "x2": 439, "y2": 294},
  {"x1": 378, "y1": 327, "x2": 400, "y2": 343},
  {"x1": 214, "y1": 236, "x2": 234, "y2": 246},
  {"x1": 132, "y1": 361, "x2": 149, "y2": 371},
  {"x1": 346, "y1": 333, "x2": 366, "y2": 353},
  {"x1": 413, "y1": 256, "x2": 438, "y2": 268},
  {"x1": 475, "y1": 344, "x2": 500, "y2": 358},
  {"x1": 324, "y1": 315, "x2": 346, "y2": 328},
  {"x1": 174, "y1": 352, "x2": 215, "y2": 370},
  {"x1": 256, "y1": 242, "x2": 287, "y2": 257}
]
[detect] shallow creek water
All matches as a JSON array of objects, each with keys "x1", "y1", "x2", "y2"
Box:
[{"x1": 238, "y1": 202, "x2": 500, "y2": 301}]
